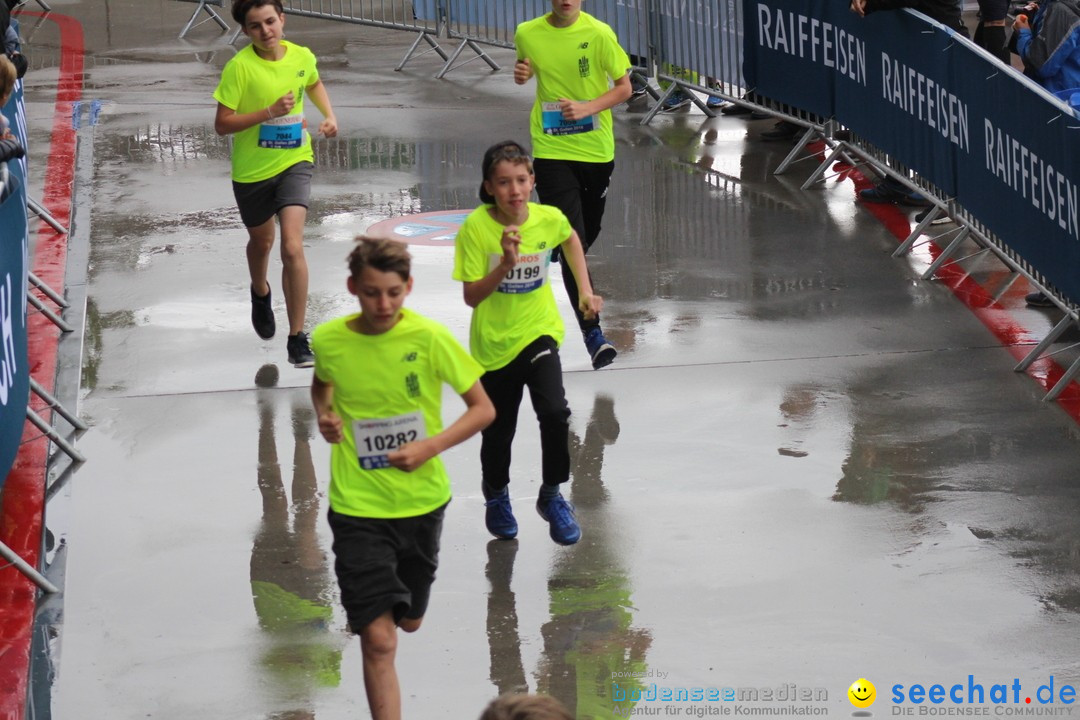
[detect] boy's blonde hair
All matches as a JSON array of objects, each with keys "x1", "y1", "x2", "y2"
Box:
[
  {"x1": 0, "y1": 55, "x2": 17, "y2": 106},
  {"x1": 479, "y1": 693, "x2": 573, "y2": 720},
  {"x1": 347, "y1": 235, "x2": 411, "y2": 282}
]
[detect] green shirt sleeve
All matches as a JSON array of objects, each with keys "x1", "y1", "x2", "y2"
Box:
[{"x1": 452, "y1": 209, "x2": 490, "y2": 283}]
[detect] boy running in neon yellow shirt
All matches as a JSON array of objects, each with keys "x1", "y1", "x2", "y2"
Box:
[
  {"x1": 214, "y1": 0, "x2": 338, "y2": 367},
  {"x1": 311, "y1": 237, "x2": 494, "y2": 720},
  {"x1": 514, "y1": 0, "x2": 631, "y2": 370},
  {"x1": 453, "y1": 140, "x2": 602, "y2": 546}
]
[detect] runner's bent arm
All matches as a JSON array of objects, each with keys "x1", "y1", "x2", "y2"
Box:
[
  {"x1": 462, "y1": 225, "x2": 521, "y2": 307},
  {"x1": 305, "y1": 79, "x2": 338, "y2": 138},
  {"x1": 559, "y1": 73, "x2": 633, "y2": 122},
  {"x1": 214, "y1": 92, "x2": 297, "y2": 136},
  {"x1": 311, "y1": 375, "x2": 343, "y2": 444},
  {"x1": 388, "y1": 381, "x2": 495, "y2": 472},
  {"x1": 561, "y1": 230, "x2": 603, "y2": 319}
]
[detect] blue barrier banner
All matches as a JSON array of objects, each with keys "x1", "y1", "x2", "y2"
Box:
[
  {"x1": 744, "y1": 0, "x2": 1080, "y2": 304},
  {"x1": 743, "y1": 0, "x2": 964, "y2": 192},
  {"x1": 741, "y1": 0, "x2": 839, "y2": 117},
  {"x1": 951, "y1": 43, "x2": 1080, "y2": 305},
  {"x1": 447, "y1": 0, "x2": 540, "y2": 30},
  {"x1": 834, "y1": 10, "x2": 962, "y2": 195},
  {"x1": 0, "y1": 80, "x2": 30, "y2": 487},
  {"x1": 447, "y1": 0, "x2": 649, "y2": 61},
  {"x1": 656, "y1": 0, "x2": 743, "y2": 88},
  {"x1": 412, "y1": 0, "x2": 444, "y2": 22},
  {"x1": 594, "y1": 0, "x2": 650, "y2": 62}
]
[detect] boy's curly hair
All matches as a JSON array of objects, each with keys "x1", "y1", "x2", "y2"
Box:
[{"x1": 231, "y1": 0, "x2": 285, "y2": 25}]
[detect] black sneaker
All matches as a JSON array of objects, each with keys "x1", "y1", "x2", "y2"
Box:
[
  {"x1": 251, "y1": 285, "x2": 275, "y2": 340},
  {"x1": 1025, "y1": 291, "x2": 1055, "y2": 308},
  {"x1": 287, "y1": 331, "x2": 315, "y2": 368},
  {"x1": 761, "y1": 120, "x2": 800, "y2": 141},
  {"x1": 915, "y1": 207, "x2": 952, "y2": 225}
]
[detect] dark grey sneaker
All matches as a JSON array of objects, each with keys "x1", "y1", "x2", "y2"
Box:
[
  {"x1": 287, "y1": 331, "x2": 315, "y2": 368},
  {"x1": 251, "y1": 285, "x2": 275, "y2": 340}
]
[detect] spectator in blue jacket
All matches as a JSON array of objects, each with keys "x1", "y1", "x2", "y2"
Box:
[
  {"x1": 1014, "y1": 0, "x2": 1080, "y2": 96},
  {"x1": 1013, "y1": 0, "x2": 1080, "y2": 307}
]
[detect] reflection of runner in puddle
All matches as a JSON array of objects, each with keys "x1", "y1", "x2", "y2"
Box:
[
  {"x1": 253, "y1": 366, "x2": 343, "y2": 719},
  {"x1": 485, "y1": 395, "x2": 652, "y2": 718}
]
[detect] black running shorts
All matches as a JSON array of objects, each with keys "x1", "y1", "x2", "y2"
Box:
[{"x1": 327, "y1": 501, "x2": 447, "y2": 634}]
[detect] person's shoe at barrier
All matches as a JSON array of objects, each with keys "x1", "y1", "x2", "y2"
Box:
[
  {"x1": 896, "y1": 191, "x2": 931, "y2": 207},
  {"x1": 485, "y1": 490, "x2": 518, "y2": 540},
  {"x1": 750, "y1": 110, "x2": 772, "y2": 119},
  {"x1": 706, "y1": 83, "x2": 725, "y2": 109},
  {"x1": 858, "y1": 184, "x2": 902, "y2": 203},
  {"x1": 721, "y1": 102, "x2": 752, "y2": 116},
  {"x1": 761, "y1": 120, "x2": 800, "y2": 141},
  {"x1": 536, "y1": 493, "x2": 581, "y2": 546},
  {"x1": 1025, "y1": 291, "x2": 1055, "y2": 308},
  {"x1": 915, "y1": 207, "x2": 952, "y2": 225},
  {"x1": 625, "y1": 88, "x2": 650, "y2": 113},
  {"x1": 584, "y1": 327, "x2": 617, "y2": 370},
  {"x1": 287, "y1": 331, "x2": 315, "y2": 368},
  {"x1": 661, "y1": 88, "x2": 692, "y2": 113},
  {"x1": 251, "y1": 284, "x2": 276, "y2": 340},
  {"x1": 859, "y1": 181, "x2": 928, "y2": 206}
]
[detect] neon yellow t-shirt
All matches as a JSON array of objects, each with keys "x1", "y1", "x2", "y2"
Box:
[
  {"x1": 514, "y1": 12, "x2": 631, "y2": 163},
  {"x1": 311, "y1": 308, "x2": 483, "y2": 519},
  {"x1": 452, "y1": 203, "x2": 571, "y2": 371},
  {"x1": 213, "y1": 41, "x2": 319, "y2": 183}
]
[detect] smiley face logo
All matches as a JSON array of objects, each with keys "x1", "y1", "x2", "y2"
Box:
[{"x1": 848, "y1": 678, "x2": 876, "y2": 709}]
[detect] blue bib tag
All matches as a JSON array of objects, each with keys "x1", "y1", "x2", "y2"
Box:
[
  {"x1": 541, "y1": 102, "x2": 595, "y2": 136},
  {"x1": 258, "y1": 114, "x2": 304, "y2": 149}
]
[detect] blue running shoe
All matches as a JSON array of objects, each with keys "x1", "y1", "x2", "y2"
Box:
[
  {"x1": 485, "y1": 491, "x2": 518, "y2": 540},
  {"x1": 661, "y1": 89, "x2": 692, "y2": 112},
  {"x1": 706, "y1": 85, "x2": 725, "y2": 109},
  {"x1": 536, "y1": 494, "x2": 581, "y2": 546},
  {"x1": 584, "y1": 327, "x2": 616, "y2": 370}
]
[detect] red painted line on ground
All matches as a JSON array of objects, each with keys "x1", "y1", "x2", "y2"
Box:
[
  {"x1": 839, "y1": 160, "x2": 1080, "y2": 421},
  {"x1": 0, "y1": 11, "x2": 83, "y2": 720}
]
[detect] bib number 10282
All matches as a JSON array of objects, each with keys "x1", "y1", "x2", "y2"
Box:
[{"x1": 353, "y1": 411, "x2": 426, "y2": 470}]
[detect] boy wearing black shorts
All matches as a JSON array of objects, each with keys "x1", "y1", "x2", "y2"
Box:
[{"x1": 311, "y1": 237, "x2": 494, "y2": 720}]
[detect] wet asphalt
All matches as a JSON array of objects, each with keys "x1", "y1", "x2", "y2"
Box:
[{"x1": 16, "y1": 1, "x2": 1080, "y2": 718}]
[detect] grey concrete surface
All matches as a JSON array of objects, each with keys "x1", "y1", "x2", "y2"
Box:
[{"x1": 18, "y1": 1, "x2": 1080, "y2": 718}]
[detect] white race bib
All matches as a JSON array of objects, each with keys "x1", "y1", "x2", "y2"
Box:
[
  {"x1": 352, "y1": 411, "x2": 427, "y2": 470},
  {"x1": 490, "y1": 251, "x2": 550, "y2": 294},
  {"x1": 258, "y1": 113, "x2": 304, "y2": 149},
  {"x1": 541, "y1": 101, "x2": 595, "y2": 136}
]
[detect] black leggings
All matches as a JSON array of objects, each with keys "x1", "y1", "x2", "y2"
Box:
[{"x1": 479, "y1": 336, "x2": 571, "y2": 495}]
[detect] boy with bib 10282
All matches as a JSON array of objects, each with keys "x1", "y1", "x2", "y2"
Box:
[
  {"x1": 311, "y1": 237, "x2": 494, "y2": 720},
  {"x1": 453, "y1": 140, "x2": 603, "y2": 547},
  {"x1": 214, "y1": 0, "x2": 338, "y2": 367}
]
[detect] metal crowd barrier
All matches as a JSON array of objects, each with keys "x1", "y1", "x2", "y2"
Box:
[
  {"x1": 175, "y1": 0, "x2": 236, "y2": 40},
  {"x1": 739, "y1": 0, "x2": 1080, "y2": 402}
]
